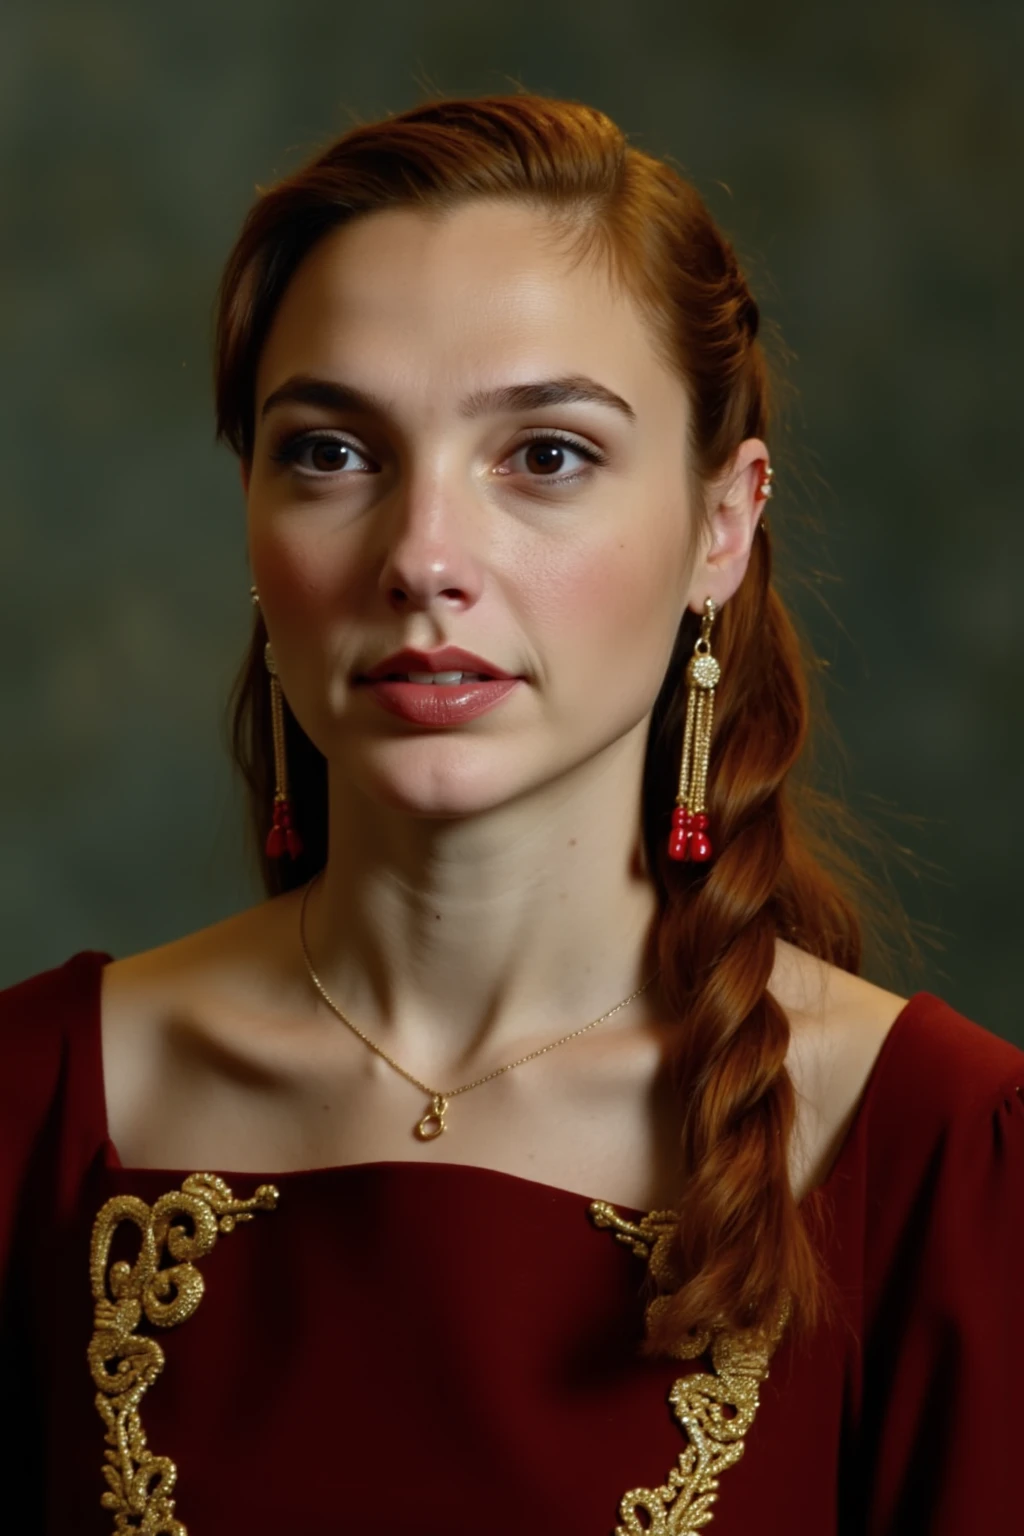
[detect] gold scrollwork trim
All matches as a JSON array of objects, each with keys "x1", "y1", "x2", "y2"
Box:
[
  {"x1": 88, "y1": 1172, "x2": 279, "y2": 1535},
  {"x1": 589, "y1": 1200, "x2": 790, "y2": 1536}
]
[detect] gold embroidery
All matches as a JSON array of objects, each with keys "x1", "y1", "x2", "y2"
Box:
[
  {"x1": 589, "y1": 1200, "x2": 790, "y2": 1536},
  {"x1": 590, "y1": 1201, "x2": 682, "y2": 1286},
  {"x1": 88, "y1": 1172, "x2": 279, "y2": 1535}
]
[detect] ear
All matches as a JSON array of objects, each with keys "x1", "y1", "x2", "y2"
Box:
[
  {"x1": 685, "y1": 438, "x2": 771, "y2": 614},
  {"x1": 240, "y1": 459, "x2": 251, "y2": 496}
]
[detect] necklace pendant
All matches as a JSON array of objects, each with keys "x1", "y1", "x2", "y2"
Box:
[{"x1": 415, "y1": 1094, "x2": 448, "y2": 1140}]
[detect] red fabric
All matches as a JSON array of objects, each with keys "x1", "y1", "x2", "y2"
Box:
[{"x1": 1, "y1": 951, "x2": 1021, "y2": 1535}]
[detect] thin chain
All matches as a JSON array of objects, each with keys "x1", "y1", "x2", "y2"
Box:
[{"x1": 297, "y1": 872, "x2": 659, "y2": 1134}]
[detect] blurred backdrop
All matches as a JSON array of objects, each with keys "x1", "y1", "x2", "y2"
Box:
[{"x1": 1, "y1": 1, "x2": 1020, "y2": 1042}]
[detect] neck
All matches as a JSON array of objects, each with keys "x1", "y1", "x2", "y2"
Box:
[{"x1": 300, "y1": 733, "x2": 662, "y2": 1079}]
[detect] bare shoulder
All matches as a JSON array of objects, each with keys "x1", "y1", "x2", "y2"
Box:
[
  {"x1": 769, "y1": 939, "x2": 910, "y2": 1198},
  {"x1": 101, "y1": 894, "x2": 293, "y2": 1021},
  {"x1": 99, "y1": 894, "x2": 302, "y2": 1133}
]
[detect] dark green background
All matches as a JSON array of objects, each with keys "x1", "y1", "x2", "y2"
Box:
[{"x1": 2, "y1": 2, "x2": 1020, "y2": 1043}]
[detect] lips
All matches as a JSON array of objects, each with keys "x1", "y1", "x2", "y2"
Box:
[
  {"x1": 354, "y1": 646, "x2": 521, "y2": 727},
  {"x1": 358, "y1": 646, "x2": 515, "y2": 683},
  {"x1": 364, "y1": 678, "x2": 519, "y2": 727}
]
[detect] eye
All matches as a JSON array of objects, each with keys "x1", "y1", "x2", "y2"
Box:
[
  {"x1": 270, "y1": 431, "x2": 373, "y2": 476},
  {"x1": 503, "y1": 431, "x2": 606, "y2": 484},
  {"x1": 268, "y1": 426, "x2": 606, "y2": 483}
]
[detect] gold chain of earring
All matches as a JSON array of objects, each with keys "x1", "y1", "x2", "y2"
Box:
[
  {"x1": 668, "y1": 597, "x2": 720, "y2": 864},
  {"x1": 251, "y1": 585, "x2": 304, "y2": 860}
]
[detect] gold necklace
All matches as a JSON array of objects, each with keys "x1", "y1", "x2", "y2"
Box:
[{"x1": 298, "y1": 872, "x2": 659, "y2": 1140}]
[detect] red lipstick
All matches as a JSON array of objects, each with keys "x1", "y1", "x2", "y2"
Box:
[{"x1": 355, "y1": 646, "x2": 522, "y2": 727}]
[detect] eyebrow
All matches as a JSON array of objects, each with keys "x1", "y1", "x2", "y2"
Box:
[{"x1": 259, "y1": 372, "x2": 637, "y2": 425}]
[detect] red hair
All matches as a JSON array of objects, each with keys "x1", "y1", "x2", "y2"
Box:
[{"x1": 215, "y1": 92, "x2": 900, "y2": 1353}]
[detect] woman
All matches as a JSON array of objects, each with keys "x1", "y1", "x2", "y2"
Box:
[{"x1": 2, "y1": 93, "x2": 1021, "y2": 1535}]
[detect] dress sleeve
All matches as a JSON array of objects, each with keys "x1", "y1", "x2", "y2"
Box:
[
  {"x1": 850, "y1": 1002, "x2": 1024, "y2": 1534},
  {"x1": 1, "y1": 962, "x2": 69, "y2": 1271},
  {"x1": 0, "y1": 951, "x2": 112, "y2": 1524}
]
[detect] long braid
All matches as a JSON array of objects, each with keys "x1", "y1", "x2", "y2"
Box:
[{"x1": 644, "y1": 530, "x2": 846, "y2": 1350}]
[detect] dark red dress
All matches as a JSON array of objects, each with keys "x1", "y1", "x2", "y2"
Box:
[{"x1": 1, "y1": 950, "x2": 1022, "y2": 1535}]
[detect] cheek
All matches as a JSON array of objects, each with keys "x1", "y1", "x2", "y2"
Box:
[
  {"x1": 520, "y1": 524, "x2": 686, "y2": 698},
  {"x1": 248, "y1": 521, "x2": 351, "y2": 631}
]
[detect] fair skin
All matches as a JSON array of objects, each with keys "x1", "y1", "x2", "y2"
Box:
[{"x1": 101, "y1": 200, "x2": 908, "y2": 1210}]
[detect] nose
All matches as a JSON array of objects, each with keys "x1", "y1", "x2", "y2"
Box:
[{"x1": 376, "y1": 485, "x2": 486, "y2": 617}]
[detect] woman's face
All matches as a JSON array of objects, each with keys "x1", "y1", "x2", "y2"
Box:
[{"x1": 245, "y1": 200, "x2": 741, "y2": 820}]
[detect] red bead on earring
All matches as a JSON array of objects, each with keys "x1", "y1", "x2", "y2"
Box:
[
  {"x1": 688, "y1": 811, "x2": 712, "y2": 863},
  {"x1": 266, "y1": 793, "x2": 303, "y2": 860},
  {"x1": 668, "y1": 806, "x2": 692, "y2": 860}
]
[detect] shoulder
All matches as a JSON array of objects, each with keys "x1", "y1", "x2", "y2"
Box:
[
  {"x1": 855, "y1": 988, "x2": 1024, "y2": 1217},
  {"x1": 99, "y1": 891, "x2": 295, "y2": 1035},
  {"x1": 842, "y1": 986, "x2": 1024, "y2": 1474},
  {"x1": 0, "y1": 950, "x2": 114, "y2": 1255},
  {"x1": 98, "y1": 893, "x2": 300, "y2": 1115},
  {"x1": 768, "y1": 942, "x2": 1023, "y2": 1200},
  {"x1": 0, "y1": 948, "x2": 112, "y2": 1085},
  {"x1": 870, "y1": 988, "x2": 1023, "y2": 1111},
  {"x1": 790, "y1": 986, "x2": 1024, "y2": 1526},
  {"x1": 772, "y1": 938, "x2": 1023, "y2": 1110},
  {"x1": 770, "y1": 943, "x2": 911, "y2": 1198},
  {"x1": 776, "y1": 947, "x2": 1024, "y2": 1249}
]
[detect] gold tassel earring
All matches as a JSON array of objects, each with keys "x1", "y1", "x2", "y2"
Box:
[
  {"x1": 251, "y1": 585, "x2": 303, "y2": 861},
  {"x1": 668, "y1": 597, "x2": 720, "y2": 864}
]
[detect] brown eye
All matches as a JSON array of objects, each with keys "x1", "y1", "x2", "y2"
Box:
[
  {"x1": 309, "y1": 440, "x2": 351, "y2": 472},
  {"x1": 508, "y1": 433, "x2": 604, "y2": 482},
  {"x1": 523, "y1": 441, "x2": 568, "y2": 475},
  {"x1": 271, "y1": 433, "x2": 372, "y2": 475}
]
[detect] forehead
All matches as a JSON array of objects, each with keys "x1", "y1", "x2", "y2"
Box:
[{"x1": 255, "y1": 200, "x2": 686, "y2": 427}]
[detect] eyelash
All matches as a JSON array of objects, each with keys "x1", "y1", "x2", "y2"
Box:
[{"x1": 269, "y1": 427, "x2": 608, "y2": 485}]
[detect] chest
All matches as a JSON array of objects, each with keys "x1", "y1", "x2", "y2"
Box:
[
  {"x1": 103, "y1": 980, "x2": 691, "y2": 1208},
  {"x1": 100, "y1": 965, "x2": 870, "y2": 1210}
]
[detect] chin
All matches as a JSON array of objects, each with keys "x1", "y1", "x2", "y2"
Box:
[{"x1": 341, "y1": 740, "x2": 537, "y2": 821}]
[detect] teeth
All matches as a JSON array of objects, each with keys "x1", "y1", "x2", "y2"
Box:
[{"x1": 406, "y1": 670, "x2": 482, "y2": 685}]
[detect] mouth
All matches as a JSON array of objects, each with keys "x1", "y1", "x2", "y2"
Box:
[
  {"x1": 365, "y1": 670, "x2": 497, "y2": 685},
  {"x1": 357, "y1": 646, "x2": 517, "y2": 686}
]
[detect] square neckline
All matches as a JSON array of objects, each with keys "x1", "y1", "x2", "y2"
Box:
[{"x1": 79, "y1": 948, "x2": 930, "y2": 1222}]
